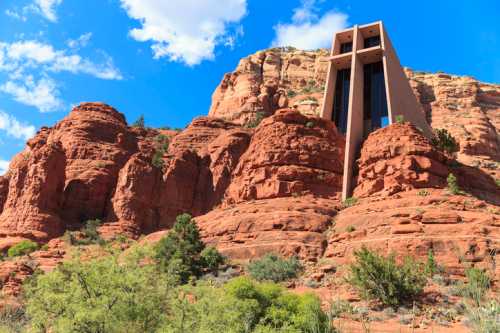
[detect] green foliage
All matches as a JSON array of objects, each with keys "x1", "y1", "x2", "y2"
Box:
[
  {"x1": 447, "y1": 173, "x2": 463, "y2": 195},
  {"x1": 152, "y1": 134, "x2": 170, "y2": 169},
  {"x1": 347, "y1": 247, "x2": 427, "y2": 307},
  {"x1": 417, "y1": 189, "x2": 430, "y2": 196},
  {"x1": 245, "y1": 112, "x2": 266, "y2": 128},
  {"x1": 132, "y1": 114, "x2": 145, "y2": 128},
  {"x1": 458, "y1": 268, "x2": 491, "y2": 306},
  {"x1": 247, "y1": 253, "x2": 302, "y2": 282},
  {"x1": 200, "y1": 246, "x2": 226, "y2": 275},
  {"x1": 342, "y1": 197, "x2": 358, "y2": 208},
  {"x1": 287, "y1": 90, "x2": 297, "y2": 98},
  {"x1": 8, "y1": 240, "x2": 38, "y2": 257},
  {"x1": 305, "y1": 121, "x2": 315, "y2": 128},
  {"x1": 345, "y1": 225, "x2": 356, "y2": 233},
  {"x1": 155, "y1": 213, "x2": 224, "y2": 284},
  {"x1": 24, "y1": 249, "x2": 171, "y2": 333},
  {"x1": 0, "y1": 305, "x2": 28, "y2": 333},
  {"x1": 431, "y1": 128, "x2": 459, "y2": 155},
  {"x1": 424, "y1": 250, "x2": 438, "y2": 277},
  {"x1": 162, "y1": 277, "x2": 334, "y2": 333},
  {"x1": 465, "y1": 299, "x2": 500, "y2": 333},
  {"x1": 395, "y1": 115, "x2": 404, "y2": 124}
]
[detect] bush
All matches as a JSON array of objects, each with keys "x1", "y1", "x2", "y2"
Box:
[
  {"x1": 346, "y1": 225, "x2": 356, "y2": 233},
  {"x1": 305, "y1": 121, "x2": 315, "y2": 128},
  {"x1": 447, "y1": 173, "x2": 463, "y2": 195},
  {"x1": 247, "y1": 253, "x2": 302, "y2": 282},
  {"x1": 459, "y1": 268, "x2": 491, "y2": 306},
  {"x1": 395, "y1": 115, "x2": 404, "y2": 124},
  {"x1": 348, "y1": 247, "x2": 427, "y2": 307},
  {"x1": 417, "y1": 189, "x2": 430, "y2": 196},
  {"x1": 287, "y1": 90, "x2": 297, "y2": 98},
  {"x1": 245, "y1": 112, "x2": 265, "y2": 128},
  {"x1": 431, "y1": 128, "x2": 459, "y2": 155},
  {"x1": 342, "y1": 197, "x2": 358, "y2": 208},
  {"x1": 465, "y1": 299, "x2": 500, "y2": 333},
  {"x1": 163, "y1": 277, "x2": 334, "y2": 333},
  {"x1": 155, "y1": 213, "x2": 224, "y2": 283},
  {"x1": 8, "y1": 240, "x2": 38, "y2": 257},
  {"x1": 424, "y1": 250, "x2": 439, "y2": 277},
  {"x1": 24, "y1": 249, "x2": 171, "y2": 333},
  {"x1": 132, "y1": 114, "x2": 145, "y2": 128},
  {"x1": 151, "y1": 134, "x2": 169, "y2": 169}
]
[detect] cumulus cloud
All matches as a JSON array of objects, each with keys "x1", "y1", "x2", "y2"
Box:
[
  {"x1": 120, "y1": 0, "x2": 247, "y2": 66},
  {"x1": 0, "y1": 40, "x2": 122, "y2": 112},
  {"x1": 0, "y1": 110, "x2": 36, "y2": 140},
  {"x1": 32, "y1": 0, "x2": 63, "y2": 22},
  {"x1": 0, "y1": 160, "x2": 9, "y2": 175},
  {"x1": 272, "y1": 0, "x2": 348, "y2": 50}
]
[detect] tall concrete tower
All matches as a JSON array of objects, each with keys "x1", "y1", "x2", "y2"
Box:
[{"x1": 320, "y1": 21, "x2": 432, "y2": 200}]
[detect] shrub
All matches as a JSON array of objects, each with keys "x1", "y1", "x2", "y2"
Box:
[
  {"x1": 132, "y1": 114, "x2": 145, "y2": 128},
  {"x1": 200, "y1": 246, "x2": 226, "y2": 275},
  {"x1": 287, "y1": 90, "x2": 297, "y2": 98},
  {"x1": 163, "y1": 277, "x2": 334, "y2": 333},
  {"x1": 248, "y1": 253, "x2": 302, "y2": 282},
  {"x1": 465, "y1": 299, "x2": 500, "y2": 333},
  {"x1": 24, "y1": 250, "x2": 170, "y2": 333},
  {"x1": 342, "y1": 197, "x2": 358, "y2": 208},
  {"x1": 447, "y1": 173, "x2": 463, "y2": 195},
  {"x1": 346, "y1": 225, "x2": 356, "y2": 233},
  {"x1": 395, "y1": 115, "x2": 404, "y2": 124},
  {"x1": 8, "y1": 240, "x2": 38, "y2": 257},
  {"x1": 245, "y1": 112, "x2": 265, "y2": 128},
  {"x1": 0, "y1": 304, "x2": 29, "y2": 333},
  {"x1": 305, "y1": 121, "x2": 315, "y2": 128},
  {"x1": 151, "y1": 134, "x2": 169, "y2": 169},
  {"x1": 348, "y1": 247, "x2": 427, "y2": 307},
  {"x1": 459, "y1": 268, "x2": 491, "y2": 306},
  {"x1": 155, "y1": 213, "x2": 224, "y2": 283},
  {"x1": 424, "y1": 250, "x2": 439, "y2": 277},
  {"x1": 417, "y1": 189, "x2": 430, "y2": 196},
  {"x1": 431, "y1": 128, "x2": 459, "y2": 155}
]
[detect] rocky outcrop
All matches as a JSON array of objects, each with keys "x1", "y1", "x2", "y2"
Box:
[
  {"x1": 324, "y1": 190, "x2": 500, "y2": 279},
  {"x1": 0, "y1": 141, "x2": 66, "y2": 241},
  {"x1": 197, "y1": 196, "x2": 340, "y2": 261},
  {"x1": 209, "y1": 48, "x2": 329, "y2": 125},
  {"x1": 353, "y1": 123, "x2": 449, "y2": 197},
  {"x1": 0, "y1": 176, "x2": 8, "y2": 213},
  {"x1": 225, "y1": 109, "x2": 345, "y2": 203}
]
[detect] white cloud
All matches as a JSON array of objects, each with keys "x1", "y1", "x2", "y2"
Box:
[
  {"x1": 0, "y1": 110, "x2": 36, "y2": 140},
  {"x1": 0, "y1": 40, "x2": 122, "y2": 112},
  {"x1": 272, "y1": 0, "x2": 348, "y2": 50},
  {"x1": 67, "y1": 32, "x2": 92, "y2": 49},
  {"x1": 1, "y1": 77, "x2": 62, "y2": 113},
  {"x1": 32, "y1": 0, "x2": 63, "y2": 22},
  {"x1": 0, "y1": 160, "x2": 9, "y2": 175},
  {"x1": 120, "y1": 0, "x2": 247, "y2": 66},
  {"x1": 5, "y1": 9, "x2": 27, "y2": 21}
]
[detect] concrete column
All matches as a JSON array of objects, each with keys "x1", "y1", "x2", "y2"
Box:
[
  {"x1": 341, "y1": 25, "x2": 364, "y2": 200},
  {"x1": 320, "y1": 35, "x2": 340, "y2": 120}
]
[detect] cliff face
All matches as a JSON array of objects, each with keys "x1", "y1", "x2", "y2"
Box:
[
  {"x1": 209, "y1": 49, "x2": 500, "y2": 181},
  {"x1": 0, "y1": 49, "x2": 499, "y2": 299}
]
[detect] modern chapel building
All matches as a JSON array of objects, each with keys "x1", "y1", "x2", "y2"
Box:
[{"x1": 320, "y1": 21, "x2": 432, "y2": 200}]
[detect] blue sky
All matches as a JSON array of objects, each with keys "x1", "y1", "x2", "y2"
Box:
[{"x1": 0, "y1": 0, "x2": 499, "y2": 173}]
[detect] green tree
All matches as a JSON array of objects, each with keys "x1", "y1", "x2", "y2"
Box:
[
  {"x1": 447, "y1": 173, "x2": 462, "y2": 195},
  {"x1": 8, "y1": 240, "x2": 38, "y2": 257},
  {"x1": 132, "y1": 115, "x2": 145, "y2": 128},
  {"x1": 348, "y1": 247, "x2": 427, "y2": 307},
  {"x1": 154, "y1": 213, "x2": 224, "y2": 284},
  {"x1": 24, "y1": 249, "x2": 171, "y2": 333},
  {"x1": 247, "y1": 253, "x2": 302, "y2": 283},
  {"x1": 431, "y1": 128, "x2": 459, "y2": 155}
]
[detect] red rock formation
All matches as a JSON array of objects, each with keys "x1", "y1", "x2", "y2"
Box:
[
  {"x1": 353, "y1": 123, "x2": 449, "y2": 197},
  {"x1": 197, "y1": 196, "x2": 339, "y2": 261},
  {"x1": 0, "y1": 176, "x2": 8, "y2": 213},
  {"x1": 225, "y1": 109, "x2": 345, "y2": 203},
  {"x1": 0, "y1": 141, "x2": 66, "y2": 241}
]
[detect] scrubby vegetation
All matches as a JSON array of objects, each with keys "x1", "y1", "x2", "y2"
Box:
[
  {"x1": 395, "y1": 115, "x2": 404, "y2": 124},
  {"x1": 245, "y1": 111, "x2": 265, "y2": 128},
  {"x1": 63, "y1": 219, "x2": 105, "y2": 246},
  {"x1": 342, "y1": 197, "x2": 358, "y2": 208},
  {"x1": 152, "y1": 133, "x2": 169, "y2": 169},
  {"x1": 447, "y1": 173, "x2": 463, "y2": 195},
  {"x1": 431, "y1": 128, "x2": 459, "y2": 155},
  {"x1": 132, "y1": 114, "x2": 145, "y2": 128},
  {"x1": 154, "y1": 213, "x2": 225, "y2": 283},
  {"x1": 347, "y1": 247, "x2": 427, "y2": 307},
  {"x1": 247, "y1": 253, "x2": 302, "y2": 282},
  {"x1": 7, "y1": 240, "x2": 39, "y2": 257}
]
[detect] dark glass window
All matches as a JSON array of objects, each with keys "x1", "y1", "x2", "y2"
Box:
[
  {"x1": 340, "y1": 42, "x2": 352, "y2": 54},
  {"x1": 363, "y1": 61, "x2": 388, "y2": 132},
  {"x1": 333, "y1": 68, "x2": 350, "y2": 134},
  {"x1": 364, "y1": 35, "x2": 381, "y2": 48}
]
